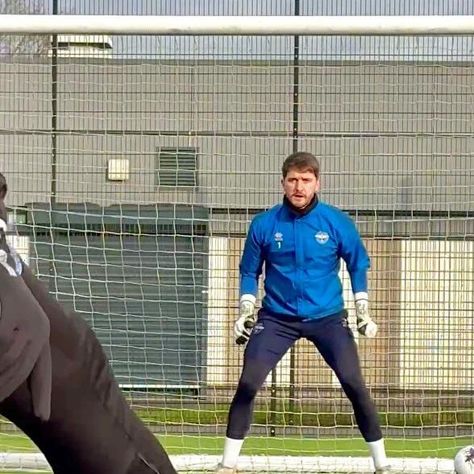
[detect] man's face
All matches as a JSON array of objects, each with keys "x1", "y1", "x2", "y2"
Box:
[{"x1": 281, "y1": 167, "x2": 320, "y2": 209}]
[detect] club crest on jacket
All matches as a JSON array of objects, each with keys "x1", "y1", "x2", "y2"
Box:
[{"x1": 315, "y1": 231, "x2": 329, "y2": 244}]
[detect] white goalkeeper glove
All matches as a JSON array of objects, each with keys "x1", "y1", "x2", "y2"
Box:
[
  {"x1": 234, "y1": 295, "x2": 256, "y2": 345},
  {"x1": 354, "y1": 293, "x2": 378, "y2": 338}
]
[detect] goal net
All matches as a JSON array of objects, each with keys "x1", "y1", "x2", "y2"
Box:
[{"x1": 0, "y1": 12, "x2": 472, "y2": 474}]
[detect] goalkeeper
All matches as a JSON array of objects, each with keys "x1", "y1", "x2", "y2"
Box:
[
  {"x1": 216, "y1": 152, "x2": 390, "y2": 474},
  {"x1": 0, "y1": 173, "x2": 177, "y2": 474}
]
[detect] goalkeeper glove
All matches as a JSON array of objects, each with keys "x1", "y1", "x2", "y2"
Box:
[
  {"x1": 234, "y1": 295, "x2": 256, "y2": 345},
  {"x1": 354, "y1": 295, "x2": 378, "y2": 338}
]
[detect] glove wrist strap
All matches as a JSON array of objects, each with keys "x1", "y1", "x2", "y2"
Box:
[
  {"x1": 354, "y1": 291, "x2": 368, "y2": 302},
  {"x1": 240, "y1": 294, "x2": 256, "y2": 305}
]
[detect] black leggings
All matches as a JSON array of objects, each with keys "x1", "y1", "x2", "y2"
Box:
[{"x1": 226, "y1": 311, "x2": 382, "y2": 442}]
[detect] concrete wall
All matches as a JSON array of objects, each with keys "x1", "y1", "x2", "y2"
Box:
[{"x1": 0, "y1": 59, "x2": 471, "y2": 223}]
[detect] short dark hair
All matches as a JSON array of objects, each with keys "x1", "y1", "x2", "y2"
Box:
[{"x1": 281, "y1": 151, "x2": 320, "y2": 178}]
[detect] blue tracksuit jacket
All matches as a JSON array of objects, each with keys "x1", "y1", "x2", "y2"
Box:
[{"x1": 239, "y1": 200, "x2": 370, "y2": 319}]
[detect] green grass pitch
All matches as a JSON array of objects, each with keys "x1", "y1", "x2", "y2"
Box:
[{"x1": 0, "y1": 433, "x2": 468, "y2": 472}]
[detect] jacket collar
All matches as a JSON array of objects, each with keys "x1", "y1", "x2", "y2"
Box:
[{"x1": 283, "y1": 194, "x2": 318, "y2": 217}]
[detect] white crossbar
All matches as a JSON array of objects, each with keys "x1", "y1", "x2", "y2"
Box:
[{"x1": 0, "y1": 15, "x2": 473, "y2": 35}]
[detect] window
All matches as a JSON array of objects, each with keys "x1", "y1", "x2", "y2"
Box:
[{"x1": 156, "y1": 147, "x2": 197, "y2": 187}]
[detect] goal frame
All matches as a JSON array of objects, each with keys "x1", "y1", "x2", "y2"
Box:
[{"x1": 0, "y1": 13, "x2": 471, "y2": 474}]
